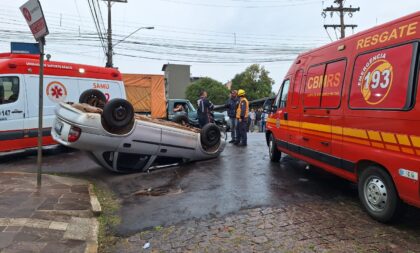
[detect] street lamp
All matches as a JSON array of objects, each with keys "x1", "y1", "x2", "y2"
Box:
[{"x1": 113, "y1": 26, "x2": 154, "y2": 47}]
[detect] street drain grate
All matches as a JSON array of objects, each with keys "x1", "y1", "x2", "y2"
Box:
[{"x1": 133, "y1": 186, "x2": 183, "y2": 197}]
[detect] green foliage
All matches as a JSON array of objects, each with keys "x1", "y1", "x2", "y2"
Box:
[
  {"x1": 231, "y1": 64, "x2": 274, "y2": 101},
  {"x1": 186, "y1": 77, "x2": 230, "y2": 105}
]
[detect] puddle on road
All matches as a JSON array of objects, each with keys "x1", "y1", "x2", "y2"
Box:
[
  {"x1": 131, "y1": 168, "x2": 191, "y2": 197},
  {"x1": 132, "y1": 186, "x2": 183, "y2": 197}
]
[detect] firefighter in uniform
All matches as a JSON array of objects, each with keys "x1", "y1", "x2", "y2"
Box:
[{"x1": 235, "y1": 89, "x2": 249, "y2": 146}]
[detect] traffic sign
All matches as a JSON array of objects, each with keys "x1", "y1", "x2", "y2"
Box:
[
  {"x1": 20, "y1": 0, "x2": 49, "y2": 41},
  {"x1": 11, "y1": 42, "x2": 40, "y2": 54}
]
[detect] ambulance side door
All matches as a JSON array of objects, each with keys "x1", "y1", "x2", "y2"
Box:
[
  {"x1": 0, "y1": 75, "x2": 25, "y2": 151},
  {"x1": 78, "y1": 79, "x2": 123, "y2": 102}
]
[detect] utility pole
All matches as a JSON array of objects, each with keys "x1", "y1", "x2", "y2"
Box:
[
  {"x1": 322, "y1": 0, "x2": 359, "y2": 39},
  {"x1": 103, "y1": 0, "x2": 127, "y2": 68}
]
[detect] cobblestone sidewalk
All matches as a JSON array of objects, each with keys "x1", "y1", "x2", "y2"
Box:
[
  {"x1": 113, "y1": 200, "x2": 420, "y2": 253},
  {"x1": 0, "y1": 172, "x2": 99, "y2": 253}
]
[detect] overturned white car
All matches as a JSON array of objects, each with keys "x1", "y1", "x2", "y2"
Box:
[{"x1": 51, "y1": 90, "x2": 225, "y2": 172}]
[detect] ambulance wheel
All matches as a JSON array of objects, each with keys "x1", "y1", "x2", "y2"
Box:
[
  {"x1": 201, "y1": 123, "x2": 221, "y2": 148},
  {"x1": 173, "y1": 115, "x2": 189, "y2": 126},
  {"x1": 358, "y1": 166, "x2": 402, "y2": 223},
  {"x1": 79, "y1": 89, "x2": 107, "y2": 108},
  {"x1": 102, "y1": 99, "x2": 134, "y2": 129},
  {"x1": 269, "y1": 134, "x2": 281, "y2": 162}
]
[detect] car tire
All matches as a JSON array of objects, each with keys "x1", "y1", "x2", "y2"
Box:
[
  {"x1": 102, "y1": 98, "x2": 134, "y2": 130},
  {"x1": 358, "y1": 166, "x2": 402, "y2": 223},
  {"x1": 79, "y1": 89, "x2": 107, "y2": 108},
  {"x1": 269, "y1": 134, "x2": 281, "y2": 162},
  {"x1": 173, "y1": 114, "x2": 189, "y2": 126},
  {"x1": 201, "y1": 123, "x2": 221, "y2": 148}
]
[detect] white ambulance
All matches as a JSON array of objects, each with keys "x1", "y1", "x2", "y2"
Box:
[{"x1": 0, "y1": 53, "x2": 126, "y2": 153}]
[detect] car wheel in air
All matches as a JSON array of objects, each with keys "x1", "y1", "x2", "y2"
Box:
[
  {"x1": 201, "y1": 123, "x2": 221, "y2": 148},
  {"x1": 269, "y1": 134, "x2": 281, "y2": 162},
  {"x1": 102, "y1": 98, "x2": 135, "y2": 130},
  {"x1": 358, "y1": 166, "x2": 402, "y2": 223},
  {"x1": 79, "y1": 89, "x2": 107, "y2": 108}
]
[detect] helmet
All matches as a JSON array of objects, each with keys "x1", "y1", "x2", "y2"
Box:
[{"x1": 238, "y1": 89, "x2": 246, "y2": 96}]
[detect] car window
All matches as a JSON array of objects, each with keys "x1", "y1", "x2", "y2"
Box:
[
  {"x1": 349, "y1": 43, "x2": 415, "y2": 110},
  {"x1": 321, "y1": 60, "x2": 346, "y2": 108},
  {"x1": 187, "y1": 101, "x2": 197, "y2": 112},
  {"x1": 0, "y1": 77, "x2": 19, "y2": 105},
  {"x1": 290, "y1": 69, "x2": 303, "y2": 108},
  {"x1": 303, "y1": 64, "x2": 324, "y2": 108},
  {"x1": 279, "y1": 80, "x2": 290, "y2": 108}
]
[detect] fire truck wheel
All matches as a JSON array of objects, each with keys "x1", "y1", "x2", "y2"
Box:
[
  {"x1": 201, "y1": 123, "x2": 221, "y2": 148},
  {"x1": 269, "y1": 134, "x2": 281, "y2": 162},
  {"x1": 358, "y1": 166, "x2": 402, "y2": 223},
  {"x1": 102, "y1": 98, "x2": 135, "y2": 129},
  {"x1": 79, "y1": 89, "x2": 107, "y2": 108}
]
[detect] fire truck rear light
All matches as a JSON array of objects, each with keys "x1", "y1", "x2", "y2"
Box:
[{"x1": 68, "y1": 126, "x2": 81, "y2": 143}]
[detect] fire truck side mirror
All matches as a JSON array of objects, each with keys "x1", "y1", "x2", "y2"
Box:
[{"x1": 271, "y1": 105, "x2": 278, "y2": 113}]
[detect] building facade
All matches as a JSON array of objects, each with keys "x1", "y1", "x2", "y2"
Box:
[{"x1": 162, "y1": 64, "x2": 191, "y2": 99}]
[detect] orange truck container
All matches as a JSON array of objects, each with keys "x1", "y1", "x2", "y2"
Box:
[
  {"x1": 122, "y1": 73, "x2": 167, "y2": 119},
  {"x1": 266, "y1": 11, "x2": 420, "y2": 222}
]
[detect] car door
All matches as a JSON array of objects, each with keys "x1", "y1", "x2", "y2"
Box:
[
  {"x1": 0, "y1": 76, "x2": 25, "y2": 152},
  {"x1": 271, "y1": 79, "x2": 290, "y2": 148},
  {"x1": 186, "y1": 101, "x2": 199, "y2": 126}
]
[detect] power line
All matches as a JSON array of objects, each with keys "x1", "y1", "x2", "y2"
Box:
[
  {"x1": 87, "y1": 0, "x2": 107, "y2": 54},
  {"x1": 156, "y1": 0, "x2": 320, "y2": 8},
  {"x1": 322, "y1": 0, "x2": 359, "y2": 39}
]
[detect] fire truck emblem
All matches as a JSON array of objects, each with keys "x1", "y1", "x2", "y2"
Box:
[
  {"x1": 357, "y1": 53, "x2": 394, "y2": 105},
  {"x1": 46, "y1": 81, "x2": 68, "y2": 103}
]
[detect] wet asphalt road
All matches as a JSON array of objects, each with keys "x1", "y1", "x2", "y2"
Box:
[{"x1": 1, "y1": 133, "x2": 419, "y2": 237}]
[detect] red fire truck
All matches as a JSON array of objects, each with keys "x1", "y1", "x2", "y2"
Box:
[{"x1": 266, "y1": 11, "x2": 420, "y2": 222}]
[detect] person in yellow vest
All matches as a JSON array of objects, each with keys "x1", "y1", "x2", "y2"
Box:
[{"x1": 235, "y1": 89, "x2": 249, "y2": 146}]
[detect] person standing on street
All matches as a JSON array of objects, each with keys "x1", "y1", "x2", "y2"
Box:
[
  {"x1": 256, "y1": 108, "x2": 262, "y2": 132},
  {"x1": 235, "y1": 89, "x2": 249, "y2": 146},
  {"x1": 225, "y1": 90, "x2": 239, "y2": 143},
  {"x1": 261, "y1": 110, "x2": 266, "y2": 132},
  {"x1": 197, "y1": 90, "x2": 214, "y2": 128},
  {"x1": 249, "y1": 109, "x2": 256, "y2": 133}
]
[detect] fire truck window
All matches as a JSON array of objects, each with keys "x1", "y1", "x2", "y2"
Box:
[
  {"x1": 290, "y1": 69, "x2": 303, "y2": 108},
  {"x1": 350, "y1": 43, "x2": 414, "y2": 110},
  {"x1": 321, "y1": 60, "x2": 346, "y2": 108},
  {"x1": 0, "y1": 77, "x2": 19, "y2": 105},
  {"x1": 279, "y1": 80, "x2": 290, "y2": 108},
  {"x1": 303, "y1": 64, "x2": 325, "y2": 108}
]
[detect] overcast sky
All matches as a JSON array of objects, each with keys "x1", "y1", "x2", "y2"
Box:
[{"x1": 1, "y1": 1, "x2": 419, "y2": 91}]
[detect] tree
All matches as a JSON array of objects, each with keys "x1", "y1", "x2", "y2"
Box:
[
  {"x1": 231, "y1": 64, "x2": 274, "y2": 101},
  {"x1": 186, "y1": 77, "x2": 230, "y2": 105}
]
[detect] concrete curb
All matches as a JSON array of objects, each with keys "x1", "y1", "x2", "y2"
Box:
[
  {"x1": 88, "y1": 183, "x2": 102, "y2": 216},
  {"x1": 0, "y1": 172, "x2": 101, "y2": 253}
]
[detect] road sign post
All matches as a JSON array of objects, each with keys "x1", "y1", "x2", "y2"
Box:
[{"x1": 20, "y1": 0, "x2": 49, "y2": 188}]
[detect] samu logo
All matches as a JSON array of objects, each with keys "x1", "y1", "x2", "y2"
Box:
[{"x1": 357, "y1": 53, "x2": 394, "y2": 105}]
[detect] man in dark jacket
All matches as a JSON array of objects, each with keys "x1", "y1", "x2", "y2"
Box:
[
  {"x1": 197, "y1": 90, "x2": 214, "y2": 128},
  {"x1": 225, "y1": 90, "x2": 239, "y2": 143}
]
